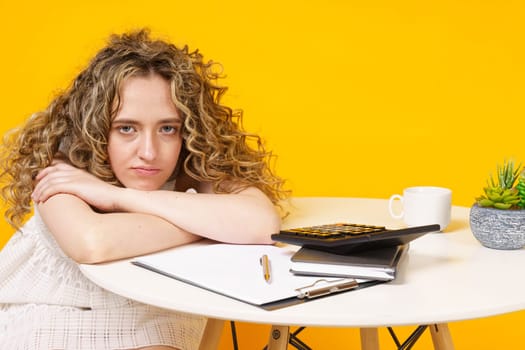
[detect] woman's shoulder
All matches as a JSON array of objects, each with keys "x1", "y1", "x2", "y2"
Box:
[{"x1": 15, "y1": 209, "x2": 68, "y2": 256}]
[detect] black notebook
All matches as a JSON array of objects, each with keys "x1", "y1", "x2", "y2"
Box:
[{"x1": 289, "y1": 244, "x2": 408, "y2": 281}]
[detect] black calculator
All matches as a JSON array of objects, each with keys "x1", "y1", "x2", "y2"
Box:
[{"x1": 271, "y1": 223, "x2": 440, "y2": 255}]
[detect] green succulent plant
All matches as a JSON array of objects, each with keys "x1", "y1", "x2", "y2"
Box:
[
  {"x1": 517, "y1": 170, "x2": 525, "y2": 209},
  {"x1": 476, "y1": 160, "x2": 523, "y2": 210}
]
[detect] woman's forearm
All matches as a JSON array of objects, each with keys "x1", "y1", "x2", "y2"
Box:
[
  {"x1": 113, "y1": 186, "x2": 280, "y2": 244},
  {"x1": 38, "y1": 194, "x2": 201, "y2": 264},
  {"x1": 33, "y1": 162, "x2": 280, "y2": 252}
]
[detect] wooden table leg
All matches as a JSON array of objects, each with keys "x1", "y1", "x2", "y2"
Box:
[
  {"x1": 198, "y1": 318, "x2": 225, "y2": 350},
  {"x1": 360, "y1": 327, "x2": 380, "y2": 350},
  {"x1": 430, "y1": 323, "x2": 455, "y2": 350},
  {"x1": 267, "y1": 325, "x2": 290, "y2": 350}
]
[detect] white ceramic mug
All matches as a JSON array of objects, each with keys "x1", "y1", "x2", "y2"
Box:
[{"x1": 388, "y1": 186, "x2": 452, "y2": 231}]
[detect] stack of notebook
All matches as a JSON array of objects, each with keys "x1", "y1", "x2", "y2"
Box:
[{"x1": 289, "y1": 244, "x2": 408, "y2": 281}]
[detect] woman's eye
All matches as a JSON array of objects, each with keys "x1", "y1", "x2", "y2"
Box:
[
  {"x1": 160, "y1": 125, "x2": 178, "y2": 134},
  {"x1": 119, "y1": 125, "x2": 135, "y2": 134}
]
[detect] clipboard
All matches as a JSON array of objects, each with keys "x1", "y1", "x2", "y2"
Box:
[{"x1": 132, "y1": 242, "x2": 383, "y2": 310}]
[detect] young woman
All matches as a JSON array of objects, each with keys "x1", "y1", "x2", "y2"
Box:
[{"x1": 0, "y1": 29, "x2": 288, "y2": 350}]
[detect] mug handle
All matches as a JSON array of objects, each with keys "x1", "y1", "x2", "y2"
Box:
[{"x1": 388, "y1": 194, "x2": 404, "y2": 219}]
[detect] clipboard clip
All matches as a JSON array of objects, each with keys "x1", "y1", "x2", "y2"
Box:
[{"x1": 295, "y1": 278, "x2": 358, "y2": 299}]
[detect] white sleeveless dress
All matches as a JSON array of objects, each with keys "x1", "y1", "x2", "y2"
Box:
[{"x1": 0, "y1": 209, "x2": 206, "y2": 349}]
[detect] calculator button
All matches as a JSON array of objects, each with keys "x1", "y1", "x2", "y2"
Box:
[{"x1": 279, "y1": 223, "x2": 387, "y2": 240}]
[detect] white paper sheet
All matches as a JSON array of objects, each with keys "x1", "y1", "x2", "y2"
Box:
[{"x1": 133, "y1": 242, "x2": 363, "y2": 306}]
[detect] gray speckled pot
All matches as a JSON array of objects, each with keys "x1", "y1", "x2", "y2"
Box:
[{"x1": 469, "y1": 204, "x2": 525, "y2": 250}]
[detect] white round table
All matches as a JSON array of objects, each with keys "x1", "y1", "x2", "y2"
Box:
[{"x1": 80, "y1": 197, "x2": 525, "y2": 350}]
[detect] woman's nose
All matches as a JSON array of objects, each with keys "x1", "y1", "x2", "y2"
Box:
[{"x1": 137, "y1": 134, "x2": 157, "y2": 160}]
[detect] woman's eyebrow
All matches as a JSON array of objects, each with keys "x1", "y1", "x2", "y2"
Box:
[
  {"x1": 158, "y1": 118, "x2": 182, "y2": 124},
  {"x1": 112, "y1": 117, "x2": 182, "y2": 124}
]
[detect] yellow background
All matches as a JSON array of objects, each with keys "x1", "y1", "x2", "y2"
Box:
[{"x1": 1, "y1": 0, "x2": 524, "y2": 348}]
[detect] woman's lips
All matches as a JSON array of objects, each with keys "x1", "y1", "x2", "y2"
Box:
[{"x1": 132, "y1": 167, "x2": 161, "y2": 176}]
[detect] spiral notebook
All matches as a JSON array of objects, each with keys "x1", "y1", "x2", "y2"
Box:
[{"x1": 132, "y1": 242, "x2": 382, "y2": 310}]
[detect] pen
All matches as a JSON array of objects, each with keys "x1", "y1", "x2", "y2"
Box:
[{"x1": 260, "y1": 254, "x2": 271, "y2": 283}]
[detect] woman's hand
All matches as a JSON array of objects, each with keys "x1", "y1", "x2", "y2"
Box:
[{"x1": 32, "y1": 160, "x2": 122, "y2": 212}]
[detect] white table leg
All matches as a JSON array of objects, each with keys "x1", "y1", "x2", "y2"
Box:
[
  {"x1": 198, "y1": 318, "x2": 225, "y2": 350},
  {"x1": 360, "y1": 327, "x2": 380, "y2": 350},
  {"x1": 430, "y1": 323, "x2": 455, "y2": 350},
  {"x1": 267, "y1": 325, "x2": 290, "y2": 350}
]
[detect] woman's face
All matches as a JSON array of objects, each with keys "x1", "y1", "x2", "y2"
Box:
[{"x1": 108, "y1": 73, "x2": 182, "y2": 190}]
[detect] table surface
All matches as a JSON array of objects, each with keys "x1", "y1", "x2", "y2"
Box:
[{"x1": 80, "y1": 197, "x2": 525, "y2": 328}]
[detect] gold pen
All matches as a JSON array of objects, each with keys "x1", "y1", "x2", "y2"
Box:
[{"x1": 260, "y1": 254, "x2": 271, "y2": 283}]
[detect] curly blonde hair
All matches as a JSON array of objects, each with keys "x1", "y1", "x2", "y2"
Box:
[{"x1": 0, "y1": 29, "x2": 288, "y2": 228}]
